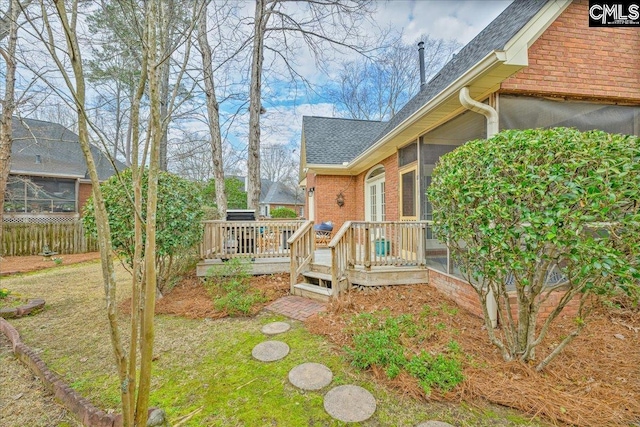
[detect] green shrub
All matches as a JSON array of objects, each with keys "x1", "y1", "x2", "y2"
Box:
[
  {"x1": 428, "y1": 127, "x2": 640, "y2": 369},
  {"x1": 83, "y1": 168, "x2": 204, "y2": 293},
  {"x1": 270, "y1": 207, "x2": 297, "y2": 218},
  {"x1": 204, "y1": 258, "x2": 265, "y2": 316},
  {"x1": 406, "y1": 351, "x2": 463, "y2": 395},
  {"x1": 345, "y1": 312, "x2": 464, "y2": 393}
]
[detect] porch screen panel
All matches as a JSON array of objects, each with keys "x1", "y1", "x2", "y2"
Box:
[
  {"x1": 399, "y1": 142, "x2": 417, "y2": 167},
  {"x1": 401, "y1": 170, "x2": 415, "y2": 217},
  {"x1": 499, "y1": 95, "x2": 640, "y2": 136}
]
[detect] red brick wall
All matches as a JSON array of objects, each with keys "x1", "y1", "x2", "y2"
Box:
[
  {"x1": 78, "y1": 183, "x2": 93, "y2": 215},
  {"x1": 501, "y1": 0, "x2": 640, "y2": 102},
  {"x1": 311, "y1": 152, "x2": 400, "y2": 230},
  {"x1": 429, "y1": 268, "x2": 581, "y2": 322},
  {"x1": 313, "y1": 175, "x2": 357, "y2": 231}
]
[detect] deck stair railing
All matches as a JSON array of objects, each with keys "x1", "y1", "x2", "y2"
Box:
[{"x1": 287, "y1": 221, "x2": 316, "y2": 292}]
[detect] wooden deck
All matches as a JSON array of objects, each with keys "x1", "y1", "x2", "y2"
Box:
[{"x1": 198, "y1": 219, "x2": 447, "y2": 302}]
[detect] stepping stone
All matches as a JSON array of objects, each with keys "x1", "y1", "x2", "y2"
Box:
[
  {"x1": 324, "y1": 385, "x2": 376, "y2": 423},
  {"x1": 416, "y1": 422, "x2": 455, "y2": 427},
  {"x1": 261, "y1": 321, "x2": 291, "y2": 335},
  {"x1": 251, "y1": 340, "x2": 289, "y2": 362},
  {"x1": 288, "y1": 363, "x2": 333, "y2": 390}
]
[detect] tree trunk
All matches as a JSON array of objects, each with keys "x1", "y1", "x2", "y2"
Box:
[
  {"x1": 0, "y1": 0, "x2": 18, "y2": 256},
  {"x1": 247, "y1": 0, "x2": 267, "y2": 210},
  {"x1": 197, "y1": 0, "x2": 227, "y2": 217},
  {"x1": 51, "y1": 2, "x2": 130, "y2": 424}
]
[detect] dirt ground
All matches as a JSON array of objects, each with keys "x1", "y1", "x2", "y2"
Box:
[{"x1": 0, "y1": 252, "x2": 101, "y2": 276}]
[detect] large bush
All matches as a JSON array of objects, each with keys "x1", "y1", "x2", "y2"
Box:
[
  {"x1": 428, "y1": 127, "x2": 639, "y2": 370},
  {"x1": 83, "y1": 169, "x2": 204, "y2": 292},
  {"x1": 270, "y1": 207, "x2": 297, "y2": 218}
]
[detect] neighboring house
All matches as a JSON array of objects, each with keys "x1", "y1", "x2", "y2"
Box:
[
  {"x1": 228, "y1": 175, "x2": 304, "y2": 218},
  {"x1": 300, "y1": 0, "x2": 640, "y2": 233},
  {"x1": 3, "y1": 117, "x2": 123, "y2": 222}
]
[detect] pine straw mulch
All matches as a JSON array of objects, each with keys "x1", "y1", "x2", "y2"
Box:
[
  {"x1": 305, "y1": 285, "x2": 640, "y2": 427},
  {"x1": 119, "y1": 272, "x2": 290, "y2": 319}
]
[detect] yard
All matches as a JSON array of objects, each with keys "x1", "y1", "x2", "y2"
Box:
[{"x1": 1, "y1": 258, "x2": 638, "y2": 426}]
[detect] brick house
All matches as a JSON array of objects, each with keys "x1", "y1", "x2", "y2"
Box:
[
  {"x1": 3, "y1": 117, "x2": 123, "y2": 222},
  {"x1": 297, "y1": 0, "x2": 640, "y2": 310},
  {"x1": 301, "y1": 0, "x2": 639, "y2": 233}
]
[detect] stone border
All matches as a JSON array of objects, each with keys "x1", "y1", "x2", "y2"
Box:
[
  {"x1": 0, "y1": 298, "x2": 46, "y2": 319},
  {"x1": 0, "y1": 317, "x2": 136, "y2": 427}
]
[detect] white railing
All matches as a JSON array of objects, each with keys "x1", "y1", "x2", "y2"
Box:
[{"x1": 200, "y1": 219, "x2": 305, "y2": 260}]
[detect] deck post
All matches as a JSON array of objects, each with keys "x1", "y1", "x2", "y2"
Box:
[{"x1": 364, "y1": 226, "x2": 371, "y2": 270}]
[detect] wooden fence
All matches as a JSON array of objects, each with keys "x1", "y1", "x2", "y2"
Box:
[{"x1": 1, "y1": 221, "x2": 98, "y2": 256}]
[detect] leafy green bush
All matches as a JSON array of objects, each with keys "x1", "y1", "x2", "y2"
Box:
[
  {"x1": 204, "y1": 258, "x2": 266, "y2": 316},
  {"x1": 83, "y1": 168, "x2": 204, "y2": 293},
  {"x1": 270, "y1": 207, "x2": 297, "y2": 219},
  {"x1": 345, "y1": 312, "x2": 464, "y2": 394},
  {"x1": 201, "y1": 177, "x2": 247, "y2": 209},
  {"x1": 428, "y1": 127, "x2": 640, "y2": 370}
]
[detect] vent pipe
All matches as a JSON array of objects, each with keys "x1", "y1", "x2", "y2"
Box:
[
  {"x1": 35, "y1": 154, "x2": 42, "y2": 164},
  {"x1": 418, "y1": 41, "x2": 426, "y2": 88}
]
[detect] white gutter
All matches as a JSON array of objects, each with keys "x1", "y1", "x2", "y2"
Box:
[{"x1": 459, "y1": 86, "x2": 499, "y2": 137}]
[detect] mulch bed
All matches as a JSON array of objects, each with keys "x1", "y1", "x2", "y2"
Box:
[
  {"x1": 305, "y1": 285, "x2": 640, "y2": 427},
  {"x1": 120, "y1": 272, "x2": 290, "y2": 319},
  {"x1": 0, "y1": 252, "x2": 101, "y2": 276}
]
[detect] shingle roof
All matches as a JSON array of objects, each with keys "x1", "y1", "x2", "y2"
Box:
[
  {"x1": 302, "y1": 116, "x2": 386, "y2": 165},
  {"x1": 303, "y1": 0, "x2": 549, "y2": 165},
  {"x1": 10, "y1": 117, "x2": 123, "y2": 180},
  {"x1": 262, "y1": 180, "x2": 303, "y2": 205}
]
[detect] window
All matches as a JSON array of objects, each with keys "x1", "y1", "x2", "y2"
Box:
[
  {"x1": 370, "y1": 184, "x2": 377, "y2": 221},
  {"x1": 380, "y1": 182, "x2": 386, "y2": 221},
  {"x1": 4, "y1": 175, "x2": 77, "y2": 214},
  {"x1": 399, "y1": 142, "x2": 417, "y2": 167},
  {"x1": 400, "y1": 168, "x2": 416, "y2": 218},
  {"x1": 365, "y1": 165, "x2": 385, "y2": 223}
]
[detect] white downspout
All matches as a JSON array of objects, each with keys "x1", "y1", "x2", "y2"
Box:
[
  {"x1": 459, "y1": 86, "x2": 499, "y2": 328},
  {"x1": 459, "y1": 86, "x2": 498, "y2": 137}
]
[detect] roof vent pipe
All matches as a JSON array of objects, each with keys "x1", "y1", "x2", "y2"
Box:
[
  {"x1": 459, "y1": 87, "x2": 498, "y2": 137},
  {"x1": 418, "y1": 41, "x2": 426, "y2": 88}
]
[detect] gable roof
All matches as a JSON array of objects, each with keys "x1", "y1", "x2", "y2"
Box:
[
  {"x1": 226, "y1": 175, "x2": 303, "y2": 205},
  {"x1": 10, "y1": 117, "x2": 123, "y2": 180},
  {"x1": 302, "y1": 0, "x2": 556, "y2": 170},
  {"x1": 302, "y1": 116, "x2": 385, "y2": 165},
  {"x1": 372, "y1": 0, "x2": 548, "y2": 145}
]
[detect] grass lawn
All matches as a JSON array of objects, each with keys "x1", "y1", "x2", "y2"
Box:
[{"x1": 2, "y1": 262, "x2": 548, "y2": 426}]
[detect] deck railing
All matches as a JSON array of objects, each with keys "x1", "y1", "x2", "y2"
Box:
[
  {"x1": 200, "y1": 219, "x2": 305, "y2": 260},
  {"x1": 287, "y1": 221, "x2": 315, "y2": 292}
]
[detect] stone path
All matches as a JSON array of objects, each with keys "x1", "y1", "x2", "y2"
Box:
[
  {"x1": 251, "y1": 340, "x2": 290, "y2": 362},
  {"x1": 256, "y1": 309, "x2": 451, "y2": 426},
  {"x1": 264, "y1": 295, "x2": 326, "y2": 321}
]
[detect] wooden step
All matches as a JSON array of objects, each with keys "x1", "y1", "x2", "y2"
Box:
[
  {"x1": 293, "y1": 283, "x2": 332, "y2": 303},
  {"x1": 309, "y1": 263, "x2": 331, "y2": 275},
  {"x1": 302, "y1": 271, "x2": 332, "y2": 282}
]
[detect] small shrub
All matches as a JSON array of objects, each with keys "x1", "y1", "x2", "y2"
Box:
[
  {"x1": 0, "y1": 288, "x2": 10, "y2": 299},
  {"x1": 270, "y1": 207, "x2": 297, "y2": 219},
  {"x1": 52, "y1": 257, "x2": 63, "y2": 265},
  {"x1": 345, "y1": 312, "x2": 465, "y2": 394},
  {"x1": 204, "y1": 259, "x2": 265, "y2": 316},
  {"x1": 406, "y1": 351, "x2": 464, "y2": 395}
]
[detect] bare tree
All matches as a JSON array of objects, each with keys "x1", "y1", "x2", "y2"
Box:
[
  {"x1": 245, "y1": 0, "x2": 379, "y2": 210},
  {"x1": 326, "y1": 36, "x2": 460, "y2": 120},
  {"x1": 260, "y1": 143, "x2": 296, "y2": 184},
  {"x1": 197, "y1": 0, "x2": 227, "y2": 216},
  {"x1": 0, "y1": 0, "x2": 21, "y2": 255}
]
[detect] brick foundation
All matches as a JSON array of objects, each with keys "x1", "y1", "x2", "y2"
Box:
[{"x1": 427, "y1": 268, "x2": 582, "y2": 322}]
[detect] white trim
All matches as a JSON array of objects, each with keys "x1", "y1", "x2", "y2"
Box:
[{"x1": 10, "y1": 170, "x2": 84, "y2": 179}]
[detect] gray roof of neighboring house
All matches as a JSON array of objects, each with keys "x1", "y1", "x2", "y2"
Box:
[
  {"x1": 10, "y1": 117, "x2": 124, "y2": 180},
  {"x1": 226, "y1": 175, "x2": 302, "y2": 205},
  {"x1": 304, "y1": 0, "x2": 549, "y2": 165},
  {"x1": 262, "y1": 180, "x2": 303, "y2": 205},
  {"x1": 302, "y1": 116, "x2": 386, "y2": 165}
]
